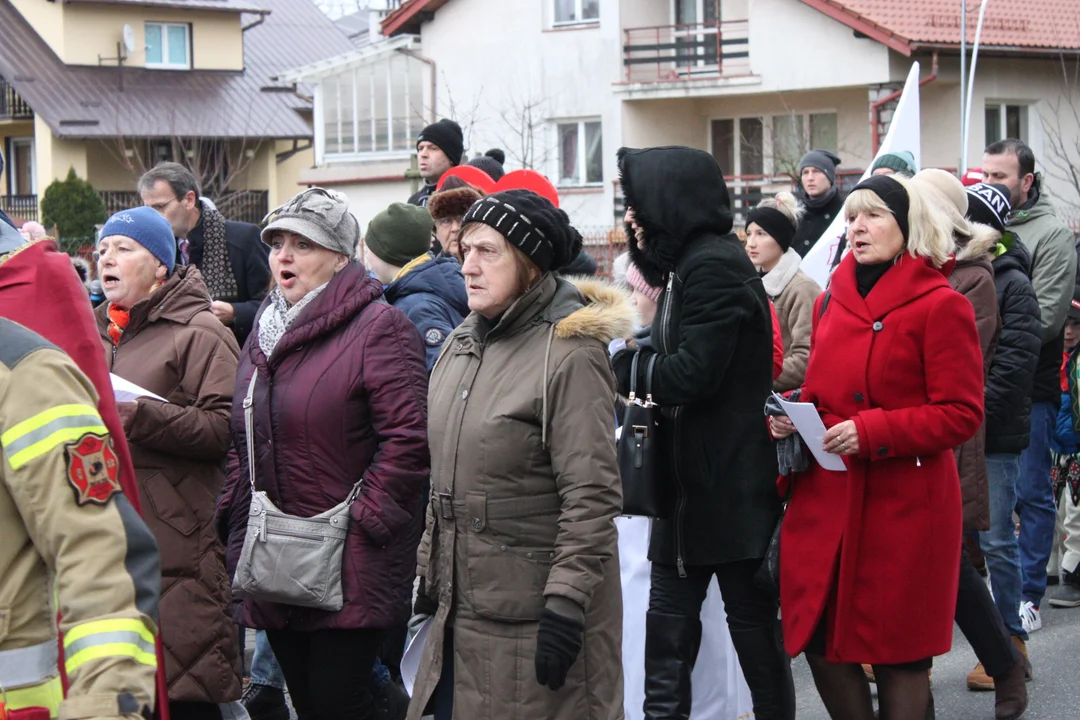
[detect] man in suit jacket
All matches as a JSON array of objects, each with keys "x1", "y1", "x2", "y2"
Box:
[{"x1": 139, "y1": 162, "x2": 270, "y2": 346}]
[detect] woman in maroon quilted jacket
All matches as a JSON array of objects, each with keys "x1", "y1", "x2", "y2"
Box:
[{"x1": 219, "y1": 188, "x2": 430, "y2": 720}]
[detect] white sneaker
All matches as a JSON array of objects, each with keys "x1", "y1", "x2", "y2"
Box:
[{"x1": 1020, "y1": 600, "x2": 1042, "y2": 633}]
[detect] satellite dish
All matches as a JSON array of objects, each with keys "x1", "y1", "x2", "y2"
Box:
[{"x1": 122, "y1": 24, "x2": 136, "y2": 54}]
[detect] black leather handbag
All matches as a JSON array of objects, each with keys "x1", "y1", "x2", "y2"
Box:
[{"x1": 617, "y1": 351, "x2": 669, "y2": 518}]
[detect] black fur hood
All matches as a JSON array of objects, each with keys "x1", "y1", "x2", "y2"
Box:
[{"x1": 617, "y1": 146, "x2": 734, "y2": 286}]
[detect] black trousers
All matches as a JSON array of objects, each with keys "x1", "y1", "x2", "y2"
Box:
[
  {"x1": 955, "y1": 553, "x2": 1018, "y2": 677},
  {"x1": 649, "y1": 558, "x2": 778, "y2": 630},
  {"x1": 267, "y1": 628, "x2": 384, "y2": 720},
  {"x1": 169, "y1": 703, "x2": 220, "y2": 720}
]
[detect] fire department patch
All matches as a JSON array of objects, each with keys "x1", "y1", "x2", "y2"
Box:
[{"x1": 65, "y1": 433, "x2": 121, "y2": 506}]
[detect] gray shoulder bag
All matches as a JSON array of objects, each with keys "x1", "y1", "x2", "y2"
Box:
[{"x1": 232, "y1": 371, "x2": 361, "y2": 611}]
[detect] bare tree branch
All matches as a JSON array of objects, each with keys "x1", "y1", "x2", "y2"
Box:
[{"x1": 1038, "y1": 49, "x2": 1080, "y2": 210}]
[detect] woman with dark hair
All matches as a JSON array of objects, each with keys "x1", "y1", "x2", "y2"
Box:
[{"x1": 612, "y1": 146, "x2": 792, "y2": 720}]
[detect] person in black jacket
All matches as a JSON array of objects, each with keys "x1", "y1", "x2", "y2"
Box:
[
  {"x1": 138, "y1": 163, "x2": 271, "y2": 347},
  {"x1": 791, "y1": 149, "x2": 845, "y2": 258},
  {"x1": 407, "y1": 119, "x2": 464, "y2": 207},
  {"x1": 612, "y1": 146, "x2": 791, "y2": 720},
  {"x1": 967, "y1": 183, "x2": 1042, "y2": 660}
]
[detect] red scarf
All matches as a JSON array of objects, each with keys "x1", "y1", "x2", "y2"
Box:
[{"x1": 107, "y1": 304, "x2": 130, "y2": 346}]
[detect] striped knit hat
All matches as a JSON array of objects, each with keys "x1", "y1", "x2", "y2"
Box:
[{"x1": 461, "y1": 189, "x2": 581, "y2": 272}]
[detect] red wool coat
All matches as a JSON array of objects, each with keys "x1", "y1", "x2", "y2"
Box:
[{"x1": 779, "y1": 252, "x2": 984, "y2": 665}]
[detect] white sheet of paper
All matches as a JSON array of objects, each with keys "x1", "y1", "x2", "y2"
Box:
[
  {"x1": 110, "y1": 373, "x2": 167, "y2": 404},
  {"x1": 400, "y1": 615, "x2": 433, "y2": 697},
  {"x1": 772, "y1": 393, "x2": 847, "y2": 472}
]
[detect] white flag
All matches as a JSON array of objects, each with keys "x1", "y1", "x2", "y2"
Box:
[{"x1": 799, "y1": 62, "x2": 923, "y2": 287}]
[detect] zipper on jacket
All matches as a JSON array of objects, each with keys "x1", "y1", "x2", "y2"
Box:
[
  {"x1": 110, "y1": 343, "x2": 117, "y2": 369},
  {"x1": 660, "y1": 273, "x2": 688, "y2": 579}
]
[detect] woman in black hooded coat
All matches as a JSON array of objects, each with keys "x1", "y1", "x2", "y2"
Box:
[{"x1": 612, "y1": 146, "x2": 792, "y2": 720}]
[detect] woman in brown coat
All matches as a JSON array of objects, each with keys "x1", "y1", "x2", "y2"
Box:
[
  {"x1": 913, "y1": 170, "x2": 1029, "y2": 716},
  {"x1": 94, "y1": 207, "x2": 242, "y2": 720},
  {"x1": 408, "y1": 189, "x2": 632, "y2": 720},
  {"x1": 744, "y1": 191, "x2": 823, "y2": 391}
]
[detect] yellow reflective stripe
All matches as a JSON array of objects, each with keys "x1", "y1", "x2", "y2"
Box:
[
  {"x1": 2, "y1": 403, "x2": 106, "y2": 470},
  {"x1": 64, "y1": 618, "x2": 155, "y2": 648},
  {"x1": 6, "y1": 426, "x2": 109, "y2": 470},
  {"x1": 3, "y1": 676, "x2": 64, "y2": 716},
  {"x1": 2, "y1": 404, "x2": 101, "y2": 446},
  {"x1": 64, "y1": 643, "x2": 157, "y2": 676}
]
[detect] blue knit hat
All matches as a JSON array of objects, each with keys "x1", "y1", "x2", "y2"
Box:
[{"x1": 100, "y1": 206, "x2": 176, "y2": 273}]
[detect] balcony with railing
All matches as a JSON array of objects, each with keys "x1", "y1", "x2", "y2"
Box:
[
  {"x1": 0, "y1": 77, "x2": 33, "y2": 122},
  {"x1": 621, "y1": 20, "x2": 752, "y2": 90},
  {"x1": 1, "y1": 194, "x2": 38, "y2": 222}
]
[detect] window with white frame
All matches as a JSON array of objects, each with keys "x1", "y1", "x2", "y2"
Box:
[
  {"x1": 319, "y1": 52, "x2": 428, "y2": 161},
  {"x1": 711, "y1": 112, "x2": 837, "y2": 176},
  {"x1": 556, "y1": 120, "x2": 603, "y2": 186},
  {"x1": 554, "y1": 0, "x2": 599, "y2": 26},
  {"x1": 985, "y1": 103, "x2": 1028, "y2": 147},
  {"x1": 145, "y1": 22, "x2": 190, "y2": 70}
]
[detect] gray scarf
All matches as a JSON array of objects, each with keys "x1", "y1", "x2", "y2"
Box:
[{"x1": 257, "y1": 282, "x2": 328, "y2": 358}]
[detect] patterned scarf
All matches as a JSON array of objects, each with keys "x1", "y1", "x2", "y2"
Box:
[
  {"x1": 257, "y1": 282, "x2": 328, "y2": 359},
  {"x1": 107, "y1": 304, "x2": 130, "y2": 345},
  {"x1": 193, "y1": 200, "x2": 239, "y2": 300}
]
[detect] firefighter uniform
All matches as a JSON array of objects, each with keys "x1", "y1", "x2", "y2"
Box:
[{"x1": 0, "y1": 318, "x2": 160, "y2": 720}]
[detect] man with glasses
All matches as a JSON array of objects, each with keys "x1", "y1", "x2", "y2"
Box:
[{"x1": 138, "y1": 162, "x2": 270, "y2": 346}]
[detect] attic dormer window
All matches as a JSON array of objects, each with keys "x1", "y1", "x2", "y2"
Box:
[{"x1": 145, "y1": 22, "x2": 191, "y2": 70}]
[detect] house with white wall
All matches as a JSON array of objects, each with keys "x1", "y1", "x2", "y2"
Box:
[{"x1": 282, "y1": 0, "x2": 1080, "y2": 233}]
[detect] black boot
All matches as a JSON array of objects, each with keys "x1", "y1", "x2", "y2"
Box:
[
  {"x1": 241, "y1": 683, "x2": 290, "y2": 720},
  {"x1": 644, "y1": 612, "x2": 702, "y2": 720},
  {"x1": 728, "y1": 622, "x2": 796, "y2": 720}
]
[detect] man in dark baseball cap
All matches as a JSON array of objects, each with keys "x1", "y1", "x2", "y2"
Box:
[{"x1": 408, "y1": 119, "x2": 464, "y2": 208}]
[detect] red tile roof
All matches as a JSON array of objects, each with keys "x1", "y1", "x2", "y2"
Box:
[{"x1": 801, "y1": 0, "x2": 1080, "y2": 55}]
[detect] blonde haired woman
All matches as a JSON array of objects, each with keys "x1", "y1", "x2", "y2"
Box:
[
  {"x1": 770, "y1": 175, "x2": 985, "y2": 719},
  {"x1": 745, "y1": 192, "x2": 822, "y2": 391}
]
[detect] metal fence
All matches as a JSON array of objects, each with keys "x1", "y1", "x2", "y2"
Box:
[
  {"x1": 0, "y1": 76, "x2": 32, "y2": 121},
  {"x1": 98, "y1": 189, "x2": 269, "y2": 225}
]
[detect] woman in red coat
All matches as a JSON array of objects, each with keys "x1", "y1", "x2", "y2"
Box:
[{"x1": 770, "y1": 175, "x2": 984, "y2": 719}]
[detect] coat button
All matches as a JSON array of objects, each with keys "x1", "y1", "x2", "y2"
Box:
[
  {"x1": 472, "y1": 518, "x2": 483, "y2": 531},
  {"x1": 854, "y1": 393, "x2": 864, "y2": 403},
  {"x1": 500, "y1": 545, "x2": 507, "y2": 552},
  {"x1": 872, "y1": 321, "x2": 884, "y2": 332},
  {"x1": 526, "y1": 552, "x2": 534, "y2": 559},
  {"x1": 461, "y1": 390, "x2": 469, "y2": 400},
  {"x1": 878, "y1": 446, "x2": 888, "y2": 456}
]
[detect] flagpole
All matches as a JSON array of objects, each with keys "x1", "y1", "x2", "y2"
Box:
[
  {"x1": 962, "y1": 0, "x2": 991, "y2": 175},
  {"x1": 960, "y1": 0, "x2": 967, "y2": 172}
]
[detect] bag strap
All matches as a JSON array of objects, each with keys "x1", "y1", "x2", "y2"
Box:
[
  {"x1": 628, "y1": 350, "x2": 642, "y2": 401},
  {"x1": 819, "y1": 291, "x2": 832, "y2": 320},
  {"x1": 644, "y1": 353, "x2": 658, "y2": 405},
  {"x1": 244, "y1": 371, "x2": 258, "y2": 494}
]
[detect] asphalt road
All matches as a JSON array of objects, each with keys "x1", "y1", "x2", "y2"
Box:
[{"x1": 792, "y1": 601, "x2": 1080, "y2": 719}]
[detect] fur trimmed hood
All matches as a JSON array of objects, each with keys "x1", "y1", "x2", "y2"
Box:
[
  {"x1": 618, "y1": 146, "x2": 734, "y2": 287},
  {"x1": 957, "y1": 222, "x2": 1001, "y2": 262},
  {"x1": 428, "y1": 185, "x2": 485, "y2": 221},
  {"x1": 554, "y1": 277, "x2": 635, "y2": 343}
]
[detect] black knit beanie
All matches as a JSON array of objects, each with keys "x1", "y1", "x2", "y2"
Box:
[
  {"x1": 461, "y1": 189, "x2": 582, "y2": 272},
  {"x1": 417, "y1": 119, "x2": 464, "y2": 167},
  {"x1": 746, "y1": 207, "x2": 796, "y2": 252},
  {"x1": 799, "y1": 149, "x2": 842, "y2": 186},
  {"x1": 965, "y1": 183, "x2": 1011, "y2": 234},
  {"x1": 852, "y1": 175, "x2": 910, "y2": 242},
  {"x1": 468, "y1": 155, "x2": 505, "y2": 181}
]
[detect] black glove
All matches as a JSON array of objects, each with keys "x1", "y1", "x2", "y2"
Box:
[
  {"x1": 534, "y1": 609, "x2": 584, "y2": 691},
  {"x1": 413, "y1": 578, "x2": 438, "y2": 617},
  {"x1": 611, "y1": 348, "x2": 636, "y2": 395}
]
